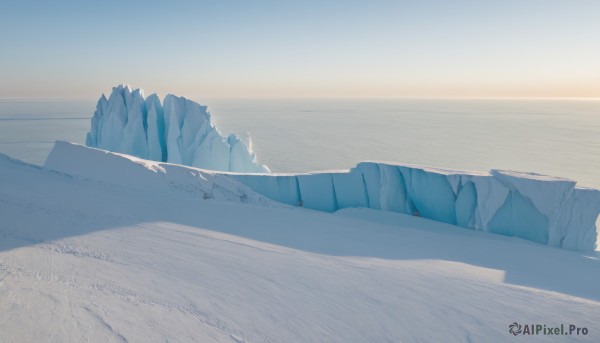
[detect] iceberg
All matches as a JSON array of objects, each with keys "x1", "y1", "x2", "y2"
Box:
[
  {"x1": 45, "y1": 142, "x2": 600, "y2": 252},
  {"x1": 86, "y1": 85, "x2": 269, "y2": 173}
]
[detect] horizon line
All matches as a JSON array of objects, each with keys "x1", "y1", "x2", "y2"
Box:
[{"x1": 1, "y1": 95, "x2": 600, "y2": 102}]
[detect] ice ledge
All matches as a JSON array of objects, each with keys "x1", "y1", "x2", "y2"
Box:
[
  {"x1": 228, "y1": 164, "x2": 600, "y2": 252},
  {"x1": 45, "y1": 142, "x2": 600, "y2": 252}
]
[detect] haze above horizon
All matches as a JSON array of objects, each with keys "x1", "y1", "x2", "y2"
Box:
[{"x1": 1, "y1": 0, "x2": 598, "y2": 99}]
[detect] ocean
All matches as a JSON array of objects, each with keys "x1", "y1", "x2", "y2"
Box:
[{"x1": 1, "y1": 98, "x2": 598, "y2": 189}]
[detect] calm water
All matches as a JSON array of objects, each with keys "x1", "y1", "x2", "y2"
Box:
[{"x1": 1, "y1": 98, "x2": 599, "y2": 188}]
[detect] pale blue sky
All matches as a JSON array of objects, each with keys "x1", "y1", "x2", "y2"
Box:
[{"x1": 1, "y1": 0, "x2": 599, "y2": 98}]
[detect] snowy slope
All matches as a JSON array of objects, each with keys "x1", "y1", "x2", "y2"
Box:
[
  {"x1": 2, "y1": 152, "x2": 600, "y2": 342},
  {"x1": 45, "y1": 141, "x2": 275, "y2": 207},
  {"x1": 46, "y1": 142, "x2": 600, "y2": 252}
]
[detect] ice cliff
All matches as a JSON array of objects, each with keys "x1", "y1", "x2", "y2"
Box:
[
  {"x1": 85, "y1": 85, "x2": 269, "y2": 173},
  {"x1": 46, "y1": 142, "x2": 600, "y2": 252},
  {"x1": 229, "y1": 164, "x2": 600, "y2": 252}
]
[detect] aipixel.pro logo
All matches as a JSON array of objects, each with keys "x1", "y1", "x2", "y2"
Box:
[{"x1": 509, "y1": 322, "x2": 588, "y2": 336}]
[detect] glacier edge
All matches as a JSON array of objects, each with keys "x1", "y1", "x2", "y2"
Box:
[
  {"x1": 229, "y1": 162, "x2": 600, "y2": 252},
  {"x1": 46, "y1": 142, "x2": 600, "y2": 252}
]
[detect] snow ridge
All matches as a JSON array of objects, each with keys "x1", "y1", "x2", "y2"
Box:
[
  {"x1": 45, "y1": 141, "x2": 276, "y2": 208},
  {"x1": 85, "y1": 85, "x2": 269, "y2": 173}
]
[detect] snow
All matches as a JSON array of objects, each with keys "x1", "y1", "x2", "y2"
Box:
[
  {"x1": 45, "y1": 141, "x2": 274, "y2": 206},
  {"x1": 86, "y1": 85, "x2": 269, "y2": 173},
  {"x1": 46, "y1": 142, "x2": 600, "y2": 251},
  {"x1": 2, "y1": 151, "x2": 600, "y2": 342}
]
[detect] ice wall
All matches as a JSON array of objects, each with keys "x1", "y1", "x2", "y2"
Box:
[
  {"x1": 228, "y1": 163, "x2": 600, "y2": 251},
  {"x1": 86, "y1": 85, "x2": 269, "y2": 173},
  {"x1": 47, "y1": 142, "x2": 600, "y2": 252}
]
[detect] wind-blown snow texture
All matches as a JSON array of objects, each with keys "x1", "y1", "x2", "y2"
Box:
[
  {"x1": 230, "y1": 165, "x2": 600, "y2": 252},
  {"x1": 5, "y1": 151, "x2": 600, "y2": 342},
  {"x1": 85, "y1": 85, "x2": 269, "y2": 173},
  {"x1": 46, "y1": 142, "x2": 600, "y2": 251},
  {"x1": 46, "y1": 142, "x2": 274, "y2": 207}
]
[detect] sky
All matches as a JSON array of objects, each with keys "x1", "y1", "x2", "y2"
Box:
[{"x1": 0, "y1": 0, "x2": 599, "y2": 99}]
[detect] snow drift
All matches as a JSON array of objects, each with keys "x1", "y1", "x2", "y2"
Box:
[
  {"x1": 85, "y1": 85, "x2": 269, "y2": 173},
  {"x1": 6, "y1": 148, "x2": 600, "y2": 342},
  {"x1": 45, "y1": 141, "x2": 274, "y2": 207},
  {"x1": 45, "y1": 142, "x2": 600, "y2": 251}
]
